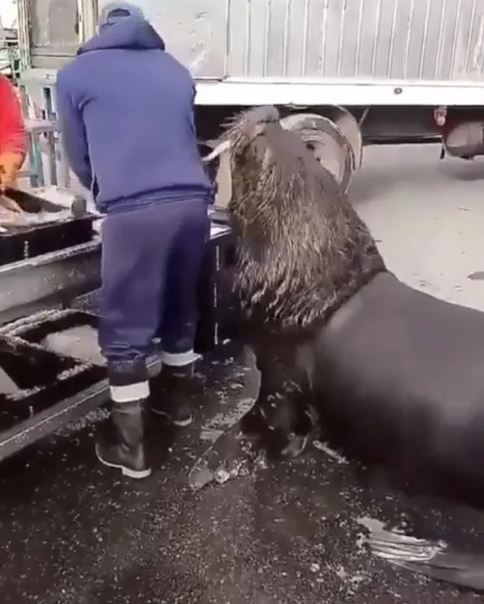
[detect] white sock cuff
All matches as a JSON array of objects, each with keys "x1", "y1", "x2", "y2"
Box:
[
  {"x1": 110, "y1": 381, "x2": 150, "y2": 403},
  {"x1": 160, "y1": 350, "x2": 201, "y2": 367}
]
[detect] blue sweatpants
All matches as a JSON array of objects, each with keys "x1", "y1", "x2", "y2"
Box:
[{"x1": 98, "y1": 199, "x2": 209, "y2": 396}]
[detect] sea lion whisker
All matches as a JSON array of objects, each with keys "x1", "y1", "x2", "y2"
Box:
[{"x1": 202, "y1": 140, "x2": 231, "y2": 163}]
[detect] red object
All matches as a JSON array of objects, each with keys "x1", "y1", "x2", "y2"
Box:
[{"x1": 0, "y1": 74, "x2": 26, "y2": 158}]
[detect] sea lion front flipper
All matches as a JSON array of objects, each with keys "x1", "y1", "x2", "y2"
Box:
[
  {"x1": 188, "y1": 421, "x2": 262, "y2": 492},
  {"x1": 365, "y1": 524, "x2": 484, "y2": 592},
  {"x1": 281, "y1": 433, "x2": 310, "y2": 458}
]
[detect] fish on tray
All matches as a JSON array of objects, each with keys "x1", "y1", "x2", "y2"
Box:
[
  {"x1": 0, "y1": 194, "x2": 24, "y2": 227},
  {"x1": 0, "y1": 195, "x2": 71, "y2": 230}
]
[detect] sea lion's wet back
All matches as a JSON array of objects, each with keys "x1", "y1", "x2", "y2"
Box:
[{"x1": 312, "y1": 271, "x2": 484, "y2": 500}]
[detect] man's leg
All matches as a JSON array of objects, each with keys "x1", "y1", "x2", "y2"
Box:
[
  {"x1": 96, "y1": 207, "x2": 174, "y2": 478},
  {"x1": 151, "y1": 199, "x2": 209, "y2": 426}
]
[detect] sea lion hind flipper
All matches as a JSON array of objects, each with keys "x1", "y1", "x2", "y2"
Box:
[
  {"x1": 366, "y1": 526, "x2": 484, "y2": 592},
  {"x1": 393, "y1": 554, "x2": 484, "y2": 592}
]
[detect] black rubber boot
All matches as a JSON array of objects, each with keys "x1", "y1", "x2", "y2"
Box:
[
  {"x1": 95, "y1": 399, "x2": 152, "y2": 479},
  {"x1": 150, "y1": 364, "x2": 196, "y2": 427}
]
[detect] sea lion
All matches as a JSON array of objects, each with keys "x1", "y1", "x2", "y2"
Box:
[
  {"x1": 204, "y1": 106, "x2": 484, "y2": 591},
  {"x1": 207, "y1": 106, "x2": 385, "y2": 452}
]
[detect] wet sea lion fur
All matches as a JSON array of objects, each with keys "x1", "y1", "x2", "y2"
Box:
[{"x1": 221, "y1": 106, "x2": 385, "y2": 331}]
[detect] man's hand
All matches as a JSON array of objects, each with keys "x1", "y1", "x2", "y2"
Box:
[{"x1": 0, "y1": 152, "x2": 24, "y2": 192}]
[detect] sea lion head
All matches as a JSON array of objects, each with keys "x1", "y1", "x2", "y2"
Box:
[
  {"x1": 206, "y1": 106, "x2": 386, "y2": 332},
  {"x1": 207, "y1": 105, "x2": 346, "y2": 239}
]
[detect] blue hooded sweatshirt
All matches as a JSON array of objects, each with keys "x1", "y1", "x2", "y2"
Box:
[{"x1": 56, "y1": 16, "x2": 211, "y2": 213}]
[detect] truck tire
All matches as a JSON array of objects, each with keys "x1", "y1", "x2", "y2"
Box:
[
  {"x1": 280, "y1": 113, "x2": 353, "y2": 193},
  {"x1": 321, "y1": 106, "x2": 363, "y2": 171}
]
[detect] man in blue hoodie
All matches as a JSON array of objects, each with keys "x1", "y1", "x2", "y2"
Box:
[{"x1": 56, "y1": 2, "x2": 211, "y2": 479}]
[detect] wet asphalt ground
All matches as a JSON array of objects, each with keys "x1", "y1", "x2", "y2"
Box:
[
  {"x1": 1, "y1": 344, "x2": 484, "y2": 604},
  {"x1": 3, "y1": 145, "x2": 484, "y2": 603}
]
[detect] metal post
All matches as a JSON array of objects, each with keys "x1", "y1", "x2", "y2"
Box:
[
  {"x1": 43, "y1": 87, "x2": 58, "y2": 186},
  {"x1": 79, "y1": 0, "x2": 99, "y2": 42},
  {"x1": 17, "y1": 0, "x2": 31, "y2": 72}
]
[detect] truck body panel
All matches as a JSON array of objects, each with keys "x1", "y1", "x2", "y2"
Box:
[{"x1": 18, "y1": 0, "x2": 484, "y2": 105}]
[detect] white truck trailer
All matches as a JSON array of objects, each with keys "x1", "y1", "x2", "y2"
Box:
[{"x1": 16, "y1": 0, "x2": 484, "y2": 188}]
